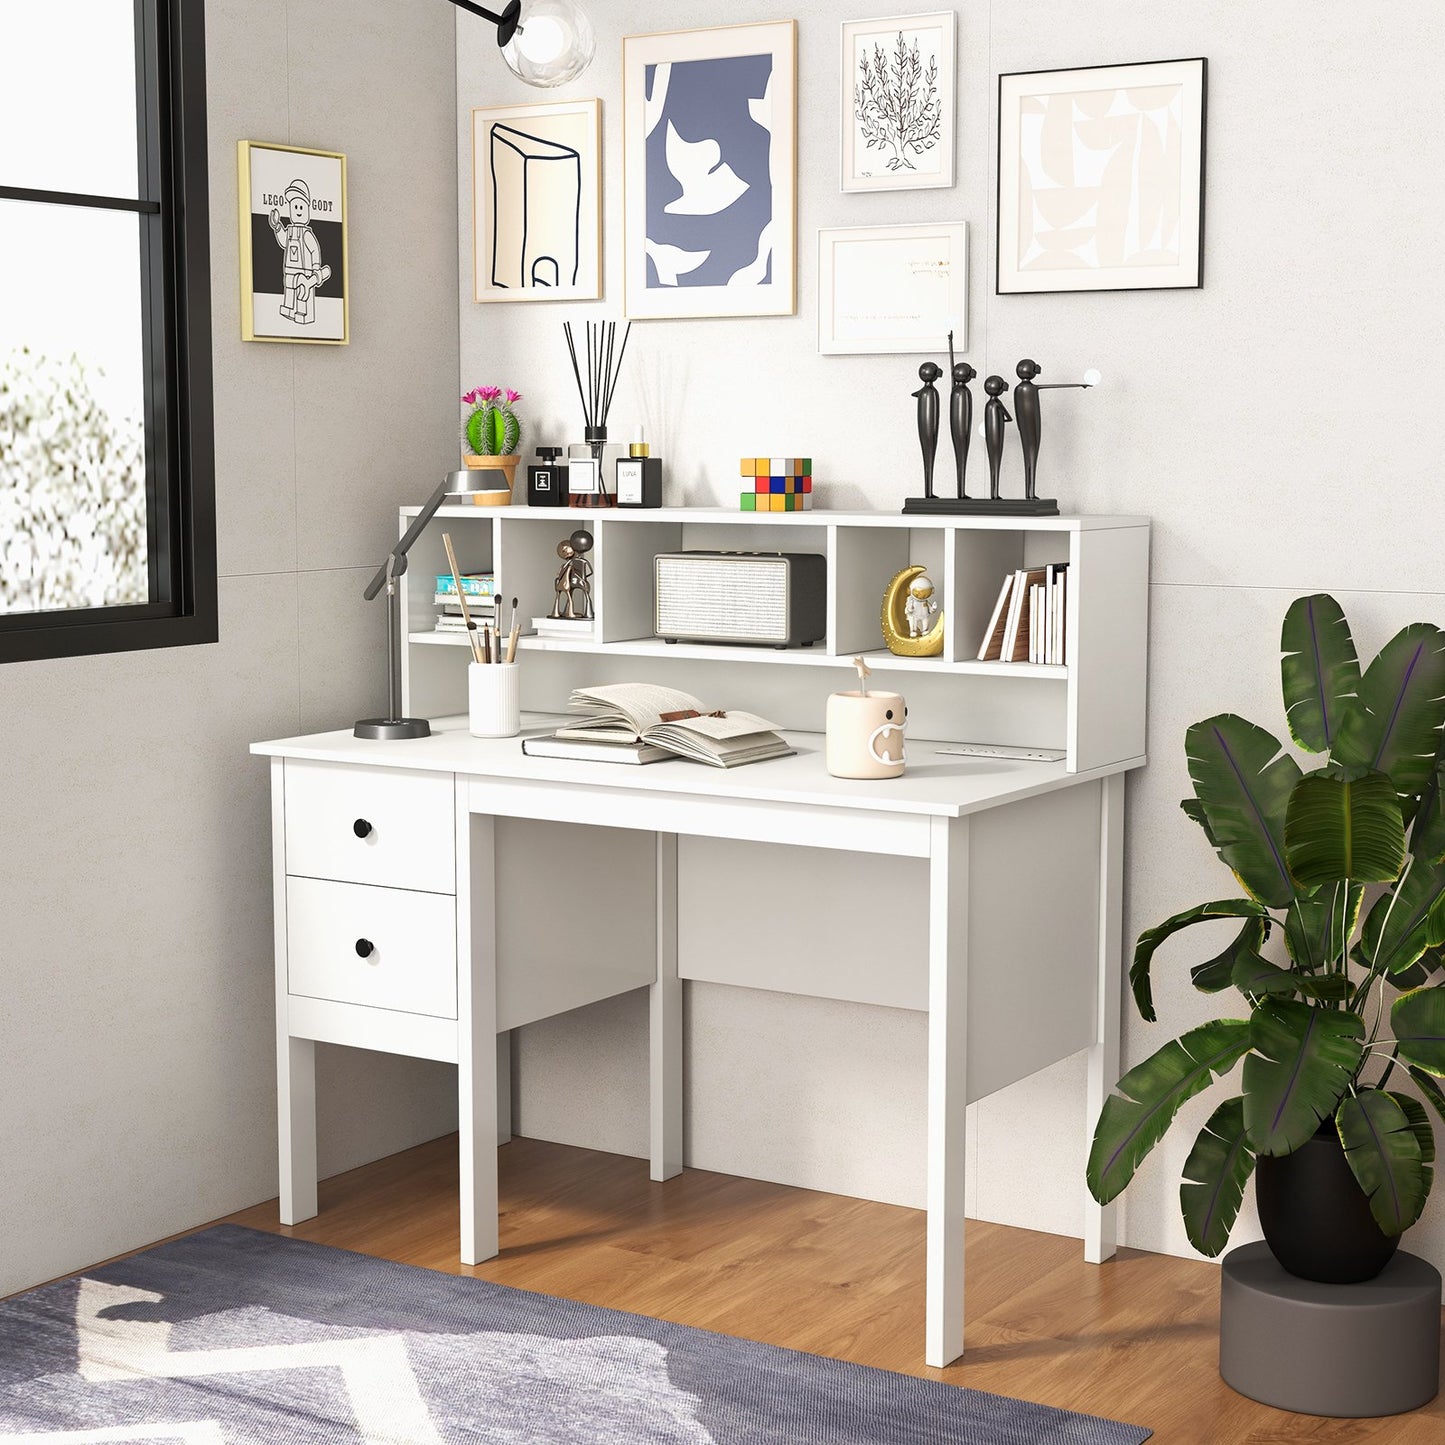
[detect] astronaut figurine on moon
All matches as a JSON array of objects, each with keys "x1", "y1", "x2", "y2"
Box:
[{"x1": 904, "y1": 574, "x2": 940, "y2": 639}]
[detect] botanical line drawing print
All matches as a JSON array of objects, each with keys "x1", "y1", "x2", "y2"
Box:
[
  {"x1": 269, "y1": 179, "x2": 331, "y2": 324},
  {"x1": 854, "y1": 31, "x2": 941, "y2": 173}
]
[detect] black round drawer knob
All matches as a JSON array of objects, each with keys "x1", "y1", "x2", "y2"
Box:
[
  {"x1": 355, "y1": 939, "x2": 375, "y2": 959},
  {"x1": 353, "y1": 818, "x2": 373, "y2": 838}
]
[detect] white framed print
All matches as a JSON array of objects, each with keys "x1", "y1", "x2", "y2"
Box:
[
  {"x1": 818, "y1": 222, "x2": 967, "y2": 355},
  {"x1": 842, "y1": 12, "x2": 955, "y2": 193},
  {"x1": 997, "y1": 57, "x2": 1207, "y2": 294},
  {"x1": 238, "y1": 141, "x2": 348, "y2": 344},
  {"x1": 623, "y1": 21, "x2": 797, "y2": 320},
  {"x1": 472, "y1": 98, "x2": 601, "y2": 303}
]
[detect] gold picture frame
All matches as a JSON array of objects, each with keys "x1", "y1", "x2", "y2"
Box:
[
  {"x1": 622, "y1": 20, "x2": 797, "y2": 320},
  {"x1": 238, "y1": 140, "x2": 349, "y2": 344}
]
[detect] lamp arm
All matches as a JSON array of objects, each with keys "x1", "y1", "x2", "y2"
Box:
[
  {"x1": 1034, "y1": 382, "x2": 1094, "y2": 391},
  {"x1": 442, "y1": 0, "x2": 521, "y2": 45},
  {"x1": 363, "y1": 478, "x2": 454, "y2": 601}
]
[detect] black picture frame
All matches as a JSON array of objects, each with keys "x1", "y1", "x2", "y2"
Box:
[{"x1": 995, "y1": 57, "x2": 1207, "y2": 297}]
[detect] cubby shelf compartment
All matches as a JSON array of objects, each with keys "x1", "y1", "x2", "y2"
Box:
[{"x1": 397, "y1": 505, "x2": 1149, "y2": 773}]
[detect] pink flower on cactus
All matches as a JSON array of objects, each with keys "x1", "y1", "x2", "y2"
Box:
[
  {"x1": 461, "y1": 388, "x2": 480, "y2": 405},
  {"x1": 505, "y1": 388, "x2": 522, "y2": 404},
  {"x1": 477, "y1": 385, "x2": 503, "y2": 403}
]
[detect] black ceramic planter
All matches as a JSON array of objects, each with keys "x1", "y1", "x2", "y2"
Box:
[{"x1": 1256, "y1": 1122, "x2": 1400, "y2": 1284}]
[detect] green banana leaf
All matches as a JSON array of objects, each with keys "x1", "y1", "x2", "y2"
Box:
[
  {"x1": 1286, "y1": 884, "x2": 1363, "y2": 972},
  {"x1": 1359, "y1": 857, "x2": 1445, "y2": 976},
  {"x1": 1087, "y1": 1020, "x2": 1252, "y2": 1205},
  {"x1": 1283, "y1": 769, "x2": 1406, "y2": 887},
  {"x1": 1186, "y1": 715, "x2": 1305, "y2": 909},
  {"x1": 1333, "y1": 623, "x2": 1445, "y2": 802},
  {"x1": 1407, "y1": 1065, "x2": 1445, "y2": 1128},
  {"x1": 1190, "y1": 916, "x2": 1270, "y2": 994},
  {"x1": 1280, "y1": 594, "x2": 1360, "y2": 753},
  {"x1": 1411, "y1": 761, "x2": 1445, "y2": 863},
  {"x1": 1392, "y1": 986, "x2": 1445, "y2": 1075},
  {"x1": 1230, "y1": 952, "x2": 1352, "y2": 1003},
  {"x1": 1131, "y1": 899, "x2": 1270, "y2": 1022},
  {"x1": 1242, "y1": 999, "x2": 1365, "y2": 1154},
  {"x1": 1180, "y1": 797, "x2": 1220, "y2": 848},
  {"x1": 1390, "y1": 946, "x2": 1445, "y2": 991},
  {"x1": 1180, "y1": 1096, "x2": 1255, "y2": 1257},
  {"x1": 1336, "y1": 1090, "x2": 1428, "y2": 1235}
]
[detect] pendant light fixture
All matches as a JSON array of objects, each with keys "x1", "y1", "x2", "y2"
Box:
[{"x1": 445, "y1": 0, "x2": 596, "y2": 88}]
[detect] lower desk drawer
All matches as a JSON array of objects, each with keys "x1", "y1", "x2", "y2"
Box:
[{"x1": 286, "y1": 877, "x2": 457, "y2": 1019}]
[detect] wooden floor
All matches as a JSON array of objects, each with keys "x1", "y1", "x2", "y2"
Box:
[{"x1": 220, "y1": 1134, "x2": 1443, "y2": 1442}]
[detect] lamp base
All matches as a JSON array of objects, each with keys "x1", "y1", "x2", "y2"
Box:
[{"x1": 354, "y1": 717, "x2": 432, "y2": 741}]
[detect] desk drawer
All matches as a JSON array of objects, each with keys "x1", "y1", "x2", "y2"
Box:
[
  {"x1": 286, "y1": 877, "x2": 457, "y2": 1019},
  {"x1": 284, "y1": 760, "x2": 454, "y2": 893}
]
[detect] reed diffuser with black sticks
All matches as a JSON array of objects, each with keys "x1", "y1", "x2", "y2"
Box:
[{"x1": 563, "y1": 320, "x2": 631, "y2": 508}]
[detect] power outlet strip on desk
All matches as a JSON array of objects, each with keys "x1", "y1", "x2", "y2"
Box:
[{"x1": 396, "y1": 505, "x2": 1150, "y2": 775}]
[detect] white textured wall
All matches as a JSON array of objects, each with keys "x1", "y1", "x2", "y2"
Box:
[
  {"x1": 464, "y1": 0, "x2": 1445, "y2": 1269},
  {"x1": 0, "y1": 0, "x2": 459, "y2": 1297}
]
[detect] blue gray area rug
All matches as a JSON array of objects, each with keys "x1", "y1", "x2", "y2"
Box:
[{"x1": 0, "y1": 1224, "x2": 1150, "y2": 1442}]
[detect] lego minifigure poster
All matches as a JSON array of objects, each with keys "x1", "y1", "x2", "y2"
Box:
[{"x1": 238, "y1": 141, "x2": 348, "y2": 344}]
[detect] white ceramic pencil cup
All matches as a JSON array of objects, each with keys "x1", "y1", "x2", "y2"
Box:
[{"x1": 469, "y1": 662, "x2": 521, "y2": 738}]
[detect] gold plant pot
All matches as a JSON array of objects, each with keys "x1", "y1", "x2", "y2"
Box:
[{"x1": 462, "y1": 453, "x2": 518, "y2": 505}]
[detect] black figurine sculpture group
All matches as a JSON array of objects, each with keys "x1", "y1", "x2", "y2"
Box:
[{"x1": 903, "y1": 334, "x2": 1093, "y2": 517}]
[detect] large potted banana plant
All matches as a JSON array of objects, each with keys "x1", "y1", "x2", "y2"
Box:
[{"x1": 1088, "y1": 595, "x2": 1445, "y2": 1280}]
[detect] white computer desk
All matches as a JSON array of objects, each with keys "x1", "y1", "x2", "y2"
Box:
[{"x1": 252, "y1": 714, "x2": 1132, "y2": 1367}]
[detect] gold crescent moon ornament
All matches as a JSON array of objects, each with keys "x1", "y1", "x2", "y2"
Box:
[{"x1": 881, "y1": 565, "x2": 945, "y2": 657}]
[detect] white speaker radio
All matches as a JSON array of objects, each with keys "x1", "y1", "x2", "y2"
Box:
[{"x1": 654, "y1": 551, "x2": 826, "y2": 648}]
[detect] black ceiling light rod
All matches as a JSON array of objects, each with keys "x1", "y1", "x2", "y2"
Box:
[{"x1": 444, "y1": 0, "x2": 522, "y2": 48}]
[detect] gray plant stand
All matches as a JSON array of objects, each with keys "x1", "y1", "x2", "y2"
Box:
[{"x1": 1220, "y1": 1241, "x2": 1441, "y2": 1417}]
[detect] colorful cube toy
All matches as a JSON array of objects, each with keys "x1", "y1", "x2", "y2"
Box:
[{"x1": 738, "y1": 457, "x2": 813, "y2": 511}]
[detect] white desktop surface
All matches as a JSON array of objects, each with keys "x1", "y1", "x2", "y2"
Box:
[{"x1": 252, "y1": 713, "x2": 1132, "y2": 818}]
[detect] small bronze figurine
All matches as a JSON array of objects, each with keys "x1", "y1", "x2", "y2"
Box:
[
  {"x1": 1013, "y1": 359, "x2": 1043, "y2": 501},
  {"x1": 913, "y1": 361, "x2": 943, "y2": 499},
  {"x1": 983, "y1": 375, "x2": 1012, "y2": 500},
  {"x1": 548, "y1": 528, "x2": 595, "y2": 620}
]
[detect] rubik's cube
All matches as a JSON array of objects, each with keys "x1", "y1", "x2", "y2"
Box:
[{"x1": 739, "y1": 457, "x2": 813, "y2": 512}]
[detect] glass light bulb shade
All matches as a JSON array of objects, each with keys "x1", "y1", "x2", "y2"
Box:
[
  {"x1": 1083, "y1": 367, "x2": 1103, "y2": 387},
  {"x1": 501, "y1": 0, "x2": 595, "y2": 87}
]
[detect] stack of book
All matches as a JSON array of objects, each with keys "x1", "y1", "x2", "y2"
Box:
[
  {"x1": 435, "y1": 572, "x2": 495, "y2": 634},
  {"x1": 522, "y1": 682, "x2": 794, "y2": 768},
  {"x1": 976, "y1": 564, "x2": 1069, "y2": 665}
]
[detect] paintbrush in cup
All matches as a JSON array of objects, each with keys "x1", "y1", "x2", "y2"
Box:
[{"x1": 505, "y1": 596, "x2": 520, "y2": 663}]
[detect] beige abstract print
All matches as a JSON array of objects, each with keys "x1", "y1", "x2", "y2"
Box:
[{"x1": 1016, "y1": 83, "x2": 1184, "y2": 274}]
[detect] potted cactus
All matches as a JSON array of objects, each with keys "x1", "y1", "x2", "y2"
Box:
[
  {"x1": 461, "y1": 386, "x2": 523, "y2": 504},
  {"x1": 1088, "y1": 595, "x2": 1445, "y2": 1280}
]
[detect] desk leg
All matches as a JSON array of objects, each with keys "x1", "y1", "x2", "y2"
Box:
[
  {"x1": 1085, "y1": 772, "x2": 1125, "y2": 1264},
  {"x1": 926, "y1": 814, "x2": 970, "y2": 1368},
  {"x1": 277, "y1": 1036, "x2": 317, "y2": 1225},
  {"x1": 650, "y1": 832, "x2": 683, "y2": 1182},
  {"x1": 457, "y1": 799, "x2": 499, "y2": 1265}
]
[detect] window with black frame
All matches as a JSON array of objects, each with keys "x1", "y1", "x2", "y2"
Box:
[{"x1": 0, "y1": 0, "x2": 215, "y2": 664}]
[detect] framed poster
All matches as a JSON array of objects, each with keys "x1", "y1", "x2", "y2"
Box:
[
  {"x1": 841, "y1": 12, "x2": 955, "y2": 193},
  {"x1": 237, "y1": 141, "x2": 348, "y2": 344},
  {"x1": 997, "y1": 57, "x2": 1207, "y2": 294},
  {"x1": 818, "y1": 222, "x2": 967, "y2": 355},
  {"x1": 623, "y1": 21, "x2": 797, "y2": 320},
  {"x1": 472, "y1": 98, "x2": 602, "y2": 303}
]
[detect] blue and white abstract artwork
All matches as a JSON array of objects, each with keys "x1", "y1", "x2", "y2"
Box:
[{"x1": 643, "y1": 55, "x2": 775, "y2": 291}]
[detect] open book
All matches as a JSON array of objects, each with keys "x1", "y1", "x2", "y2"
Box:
[{"x1": 522, "y1": 683, "x2": 794, "y2": 768}]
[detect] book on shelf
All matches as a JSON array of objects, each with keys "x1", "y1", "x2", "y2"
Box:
[
  {"x1": 527, "y1": 682, "x2": 794, "y2": 768},
  {"x1": 435, "y1": 573, "x2": 496, "y2": 598},
  {"x1": 434, "y1": 592, "x2": 495, "y2": 609},
  {"x1": 978, "y1": 564, "x2": 1069, "y2": 665}
]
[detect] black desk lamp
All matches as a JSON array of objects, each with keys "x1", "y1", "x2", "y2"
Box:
[
  {"x1": 355, "y1": 469, "x2": 499, "y2": 740},
  {"x1": 444, "y1": 0, "x2": 595, "y2": 88}
]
